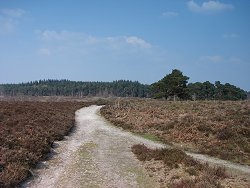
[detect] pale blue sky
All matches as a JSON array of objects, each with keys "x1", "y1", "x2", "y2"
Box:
[{"x1": 0, "y1": 0, "x2": 249, "y2": 90}]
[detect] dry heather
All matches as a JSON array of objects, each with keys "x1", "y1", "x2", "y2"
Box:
[
  {"x1": 0, "y1": 101, "x2": 90, "y2": 188},
  {"x1": 132, "y1": 144, "x2": 228, "y2": 188},
  {"x1": 132, "y1": 144, "x2": 250, "y2": 188},
  {"x1": 101, "y1": 99, "x2": 250, "y2": 165}
]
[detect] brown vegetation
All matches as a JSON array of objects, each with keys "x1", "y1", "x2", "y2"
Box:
[
  {"x1": 0, "y1": 101, "x2": 92, "y2": 187},
  {"x1": 132, "y1": 144, "x2": 228, "y2": 187},
  {"x1": 101, "y1": 99, "x2": 250, "y2": 165}
]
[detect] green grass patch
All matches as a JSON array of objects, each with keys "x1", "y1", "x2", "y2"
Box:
[{"x1": 138, "y1": 133, "x2": 161, "y2": 142}]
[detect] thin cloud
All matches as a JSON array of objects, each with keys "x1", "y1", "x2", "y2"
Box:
[
  {"x1": 40, "y1": 30, "x2": 84, "y2": 41},
  {"x1": 0, "y1": 8, "x2": 25, "y2": 34},
  {"x1": 229, "y1": 57, "x2": 243, "y2": 64},
  {"x1": 199, "y1": 55, "x2": 224, "y2": 63},
  {"x1": 162, "y1": 11, "x2": 179, "y2": 18},
  {"x1": 1, "y1": 8, "x2": 25, "y2": 17},
  {"x1": 39, "y1": 30, "x2": 152, "y2": 50},
  {"x1": 35, "y1": 30, "x2": 168, "y2": 69},
  {"x1": 199, "y1": 55, "x2": 244, "y2": 65},
  {"x1": 187, "y1": 1, "x2": 234, "y2": 13},
  {"x1": 223, "y1": 33, "x2": 239, "y2": 39},
  {"x1": 0, "y1": 17, "x2": 15, "y2": 33},
  {"x1": 38, "y1": 48, "x2": 51, "y2": 56},
  {"x1": 125, "y1": 36, "x2": 151, "y2": 49}
]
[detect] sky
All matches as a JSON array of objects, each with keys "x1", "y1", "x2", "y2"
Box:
[{"x1": 0, "y1": 0, "x2": 250, "y2": 90}]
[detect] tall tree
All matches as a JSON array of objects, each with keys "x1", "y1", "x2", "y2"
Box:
[{"x1": 152, "y1": 69, "x2": 189, "y2": 100}]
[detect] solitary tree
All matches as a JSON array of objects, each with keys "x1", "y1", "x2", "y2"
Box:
[{"x1": 152, "y1": 69, "x2": 189, "y2": 100}]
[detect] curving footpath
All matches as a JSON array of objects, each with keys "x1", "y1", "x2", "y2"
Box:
[
  {"x1": 23, "y1": 105, "x2": 161, "y2": 188},
  {"x1": 22, "y1": 105, "x2": 250, "y2": 188}
]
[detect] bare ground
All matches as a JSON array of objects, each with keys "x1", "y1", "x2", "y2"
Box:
[{"x1": 22, "y1": 106, "x2": 161, "y2": 188}]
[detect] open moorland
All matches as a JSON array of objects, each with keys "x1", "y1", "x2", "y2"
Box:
[
  {"x1": 101, "y1": 99, "x2": 250, "y2": 187},
  {"x1": 101, "y1": 99, "x2": 250, "y2": 165},
  {"x1": 1, "y1": 97, "x2": 249, "y2": 187},
  {"x1": 0, "y1": 100, "x2": 93, "y2": 187}
]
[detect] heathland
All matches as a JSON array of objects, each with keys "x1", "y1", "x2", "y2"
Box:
[
  {"x1": 101, "y1": 98, "x2": 250, "y2": 187},
  {"x1": 0, "y1": 100, "x2": 95, "y2": 187},
  {"x1": 101, "y1": 99, "x2": 250, "y2": 165},
  {"x1": 0, "y1": 97, "x2": 249, "y2": 187}
]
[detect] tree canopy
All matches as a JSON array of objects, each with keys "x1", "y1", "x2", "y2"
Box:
[
  {"x1": 151, "y1": 69, "x2": 247, "y2": 101},
  {"x1": 151, "y1": 69, "x2": 189, "y2": 100},
  {"x1": 188, "y1": 81, "x2": 247, "y2": 100}
]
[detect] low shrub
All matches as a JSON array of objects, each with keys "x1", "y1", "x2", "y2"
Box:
[
  {"x1": 217, "y1": 127, "x2": 235, "y2": 140},
  {"x1": 132, "y1": 144, "x2": 227, "y2": 187},
  {"x1": 101, "y1": 99, "x2": 250, "y2": 165},
  {"x1": 0, "y1": 101, "x2": 89, "y2": 187},
  {"x1": 132, "y1": 144, "x2": 192, "y2": 168}
]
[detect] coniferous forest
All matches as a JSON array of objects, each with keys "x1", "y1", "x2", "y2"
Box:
[
  {"x1": 0, "y1": 70, "x2": 247, "y2": 100},
  {"x1": 0, "y1": 80, "x2": 150, "y2": 98}
]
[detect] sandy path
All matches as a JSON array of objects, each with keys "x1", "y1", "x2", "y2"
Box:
[
  {"x1": 22, "y1": 105, "x2": 250, "y2": 188},
  {"x1": 22, "y1": 105, "x2": 161, "y2": 188},
  {"x1": 187, "y1": 152, "x2": 250, "y2": 175}
]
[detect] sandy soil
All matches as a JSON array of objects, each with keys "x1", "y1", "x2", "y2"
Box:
[{"x1": 22, "y1": 105, "x2": 161, "y2": 188}]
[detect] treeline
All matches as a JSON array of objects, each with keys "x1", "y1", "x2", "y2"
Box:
[
  {"x1": 188, "y1": 81, "x2": 247, "y2": 100},
  {"x1": 151, "y1": 69, "x2": 247, "y2": 101},
  {"x1": 0, "y1": 80, "x2": 150, "y2": 97},
  {"x1": 0, "y1": 70, "x2": 247, "y2": 100}
]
